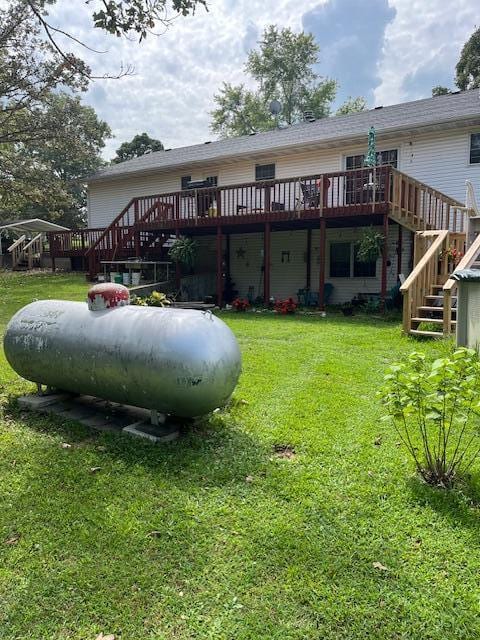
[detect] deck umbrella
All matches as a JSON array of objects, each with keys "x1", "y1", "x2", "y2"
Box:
[{"x1": 364, "y1": 126, "x2": 377, "y2": 167}]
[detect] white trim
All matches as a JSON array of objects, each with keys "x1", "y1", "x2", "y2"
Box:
[{"x1": 467, "y1": 131, "x2": 480, "y2": 166}]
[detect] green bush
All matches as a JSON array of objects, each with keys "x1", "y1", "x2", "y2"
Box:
[{"x1": 380, "y1": 348, "x2": 480, "y2": 487}]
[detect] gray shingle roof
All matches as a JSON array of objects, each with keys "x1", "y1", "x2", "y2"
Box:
[{"x1": 91, "y1": 89, "x2": 480, "y2": 183}]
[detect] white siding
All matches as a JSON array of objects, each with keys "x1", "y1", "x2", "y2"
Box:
[
  {"x1": 224, "y1": 224, "x2": 412, "y2": 304},
  {"x1": 89, "y1": 128, "x2": 480, "y2": 228},
  {"x1": 88, "y1": 149, "x2": 343, "y2": 228}
]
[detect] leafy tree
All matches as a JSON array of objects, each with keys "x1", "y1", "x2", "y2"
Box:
[
  {"x1": 211, "y1": 26, "x2": 336, "y2": 137},
  {"x1": 431, "y1": 85, "x2": 451, "y2": 96},
  {"x1": 456, "y1": 26, "x2": 480, "y2": 91},
  {"x1": 1, "y1": 94, "x2": 111, "y2": 227},
  {"x1": 336, "y1": 96, "x2": 367, "y2": 115},
  {"x1": 113, "y1": 133, "x2": 164, "y2": 164}
]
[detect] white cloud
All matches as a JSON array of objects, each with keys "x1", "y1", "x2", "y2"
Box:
[
  {"x1": 47, "y1": 0, "x2": 479, "y2": 159},
  {"x1": 374, "y1": 0, "x2": 478, "y2": 105},
  {"x1": 49, "y1": 0, "x2": 324, "y2": 159}
]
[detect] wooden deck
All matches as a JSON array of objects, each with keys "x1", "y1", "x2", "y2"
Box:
[{"x1": 48, "y1": 166, "x2": 468, "y2": 305}]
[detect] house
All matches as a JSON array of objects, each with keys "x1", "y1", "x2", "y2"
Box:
[{"x1": 50, "y1": 89, "x2": 480, "y2": 335}]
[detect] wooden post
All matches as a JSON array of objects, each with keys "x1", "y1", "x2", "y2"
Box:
[
  {"x1": 264, "y1": 222, "x2": 271, "y2": 304},
  {"x1": 174, "y1": 228, "x2": 181, "y2": 291},
  {"x1": 381, "y1": 214, "x2": 389, "y2": 312},
  {"x1": 397, "y1": 223, "x2": 403, "y2": 279},
  {"x1": 318, "y1": 217, "x2": 326, "y2": 310},
  {"x1": 306, "y1": 228, "x2": 312, "y2": 289},
  {"x1": 216, "y1": 226, "x2": 223, "y2": 308}
]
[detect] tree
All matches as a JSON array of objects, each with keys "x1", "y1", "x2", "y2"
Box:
[
  {"x1": 432, "y1": 86, "x2": 451, "y2": 97},
  {"x1": 113, "y1": 133, "x2": 164, "y2": 163},
  {"x1": 336, "y1": 96, "x2": 367, "y2": 115},
  {"x1": 1, "y1": 94, "x2": 111, "y2": 227},
  {"x1": 211, "y1": 26, "x2": 337, "y2": 138},
  {"x1": 456, "y1": 26, "x2": 480, "y2": 91},
  {"x1": 0, "y1": 0, "x2": 206, "y2": 148}
]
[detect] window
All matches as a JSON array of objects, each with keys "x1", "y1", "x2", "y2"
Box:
[
  {"x1": 181, "y1": 175, "x2": 191, "y2": 190},
  {"x1": 470, "y1": 134, "x2": 480, "y2": 164},
  {"x1": 353, "y1": 245, "x2": 376, "y2": 277},
  {"x1": 330, "y1": 242, "x2": 351, "y2": 277},
  {"x1": 346, "y1": 149, "x2": 398, "y2": 170},
  {"x1": 255, "y1": 163, "x2": 275, "y2": 181},
  {"x1": 205, "y1": 176, "x2": 218, "y2": 186},
  {"x1": 329, "y1": 242, "x2": 377, "y2": 278}
]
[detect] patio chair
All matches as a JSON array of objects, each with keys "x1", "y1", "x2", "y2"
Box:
[{"x1": 296, "y1": 178, "x2": 330, "y2": 210}]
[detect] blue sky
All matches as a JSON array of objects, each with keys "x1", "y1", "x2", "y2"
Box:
[{"x1": 49, "y1": 0, "x2": 479, "y2": 159}]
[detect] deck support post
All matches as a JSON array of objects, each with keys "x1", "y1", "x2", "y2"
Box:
[
  {"x1": 216, "y1": 225, "x2": 223, "y2": 308},
  {"x1": 381, "y1": 214, "x2": 389, "y2": 312},
  {"x1": 318, "y1": 217, "x2": 326, "y2": 311},
  {"x1": 397, "y1": 223, "x2": 403, "y2": 279},
  {"x1": 174, "y1": 228, "x2": 181, "y2": 291},
  {"x1": 264, "y1": 222, "x2": 271, "y2": 305},
  {"x1": 306, "y1": 228, "x2": 312, "y2": 289}
]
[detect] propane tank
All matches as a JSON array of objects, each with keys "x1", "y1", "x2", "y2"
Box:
[{"x1": 4, "y1": 284, "x2": 242, "y2": 418}]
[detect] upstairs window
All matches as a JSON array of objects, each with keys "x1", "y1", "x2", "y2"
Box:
[
  {"x1": 470, "y1": 134, "x2": 480, "y2": 164},
  {"x1": 346, "y1": 149, "x2": 398, "y2": 170},
  {"x1": 205, "y1": 176, "x2": 218, "y2": 186},
  {"x1": 181, "y1": 175, "x2": 191, "y2": 190},
  {"x1": 255, "y1": 163, "x2": 276, "y2": 181}
]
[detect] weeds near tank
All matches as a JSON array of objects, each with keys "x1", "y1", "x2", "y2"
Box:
[
  {"x1": 380, "y1": 348, "x2": 480, "y2": 487},
  {"x1": 131, "y1": 291, "x2": 171, "y2": 307}
]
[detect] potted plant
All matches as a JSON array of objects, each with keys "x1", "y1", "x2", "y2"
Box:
[
  {"x1": 341, "y1": 301, "x2": 354, "y2": 316},
  {"x1": 356, "y1": 228, "x2": 385, "y2": 263},
  {"x1": 168, "y1": 237, "x2": 198, "y2": 270}
]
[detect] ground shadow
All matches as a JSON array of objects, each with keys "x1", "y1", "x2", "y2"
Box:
[
  {"x1": 407, "y1": 473, "x2": 480, "y2": 535},
  {"x1": 3, "y1": 393, "x2": 266, "y2": 489}
]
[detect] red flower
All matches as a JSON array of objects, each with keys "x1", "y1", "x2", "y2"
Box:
[
  {"x1": 232, "y1": 297, "x2": 250, "y2": 311},
  {"x1": 274, "y1": 298, "x2": 297, "y2": 314}
]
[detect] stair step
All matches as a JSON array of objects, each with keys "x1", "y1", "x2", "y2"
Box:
[
  {"x1": 425, "y1": 294, "x2": 457, "y2": 301},
  {"x1": 411, "y1": 317, "x2": 456, "y2": 325},
  {"x1": 417, "y1": 306, "x2": 456, "y2": 313},
  {"x1": 409, "y1": 329, "x2": 444, "y2": 338}
]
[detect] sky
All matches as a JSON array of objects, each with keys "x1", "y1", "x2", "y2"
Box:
[{"x1": 49, "y1": 0, "x2": 479, "y2": 159}]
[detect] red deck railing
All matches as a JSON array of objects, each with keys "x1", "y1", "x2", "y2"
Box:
[{"x1": 49, "y1": 167, "x2": 468, "y2": 275}]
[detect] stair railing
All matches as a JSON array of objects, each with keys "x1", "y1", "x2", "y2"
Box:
[
  {"x1": 400, "y1": 230, "x2": 450, "y2": 334},
  {"x1": 443, "y1": 232, "x2": 480, "y2": 335},
  {"x1": 7, "y1": 234, "x2": 27, "y2": 269},
  {"x1": 22, "y1": 233, "x2": 43, "y2": 269}
]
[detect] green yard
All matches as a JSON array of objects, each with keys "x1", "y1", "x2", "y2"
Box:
[{"x1": 1, "y1": 271, "x2": 479, "y2": 640}]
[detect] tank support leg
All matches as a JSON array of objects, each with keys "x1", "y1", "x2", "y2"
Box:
[{"x1": 151, "y1": 409, "x2": 166, "y2": 426}]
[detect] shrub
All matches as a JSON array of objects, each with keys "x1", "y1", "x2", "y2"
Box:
[
  {"x1": 380, "y1": 348, "x2": 480, "y2": 487},
  {"x1": 232, "y1": 297, "x2": 250, "y2": 312},
  {"x1": 274, "y1": 298, "x2": 297, "y2": 314}
]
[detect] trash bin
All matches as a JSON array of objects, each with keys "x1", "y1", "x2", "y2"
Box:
[{"x1": 451, "y1": 269, "x2": 480, "y2": 349}]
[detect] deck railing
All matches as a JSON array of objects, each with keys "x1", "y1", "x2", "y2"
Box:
[
  {"x1": 49, "y1": 167, "x2": 469, "y2": 271},
  {"x1": 400, "y1": 230, "x2": 451, "y2": 333},
  {"x1": 442, "y1": 232, "x2": 480, "y2": 334}
]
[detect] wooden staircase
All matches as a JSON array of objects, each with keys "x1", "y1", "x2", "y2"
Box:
[
  {"x1": 85, "y1": 198, "x2": 174, "y2": 278},
  {"x1": 401, "y1": 229, "x2": 480, "y2": 337},
  {"x1": 8, "y1": 233, "x2": 43, "y2": 270}
]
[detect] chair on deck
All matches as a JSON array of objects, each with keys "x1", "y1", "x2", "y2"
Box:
[{"x1": 296, "y1": 178, "x2": 330, "y2": 210}]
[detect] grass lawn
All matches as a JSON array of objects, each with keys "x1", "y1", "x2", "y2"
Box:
[{"x1": 1, "y1": 271, "x2": 479, "y2": 640}]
